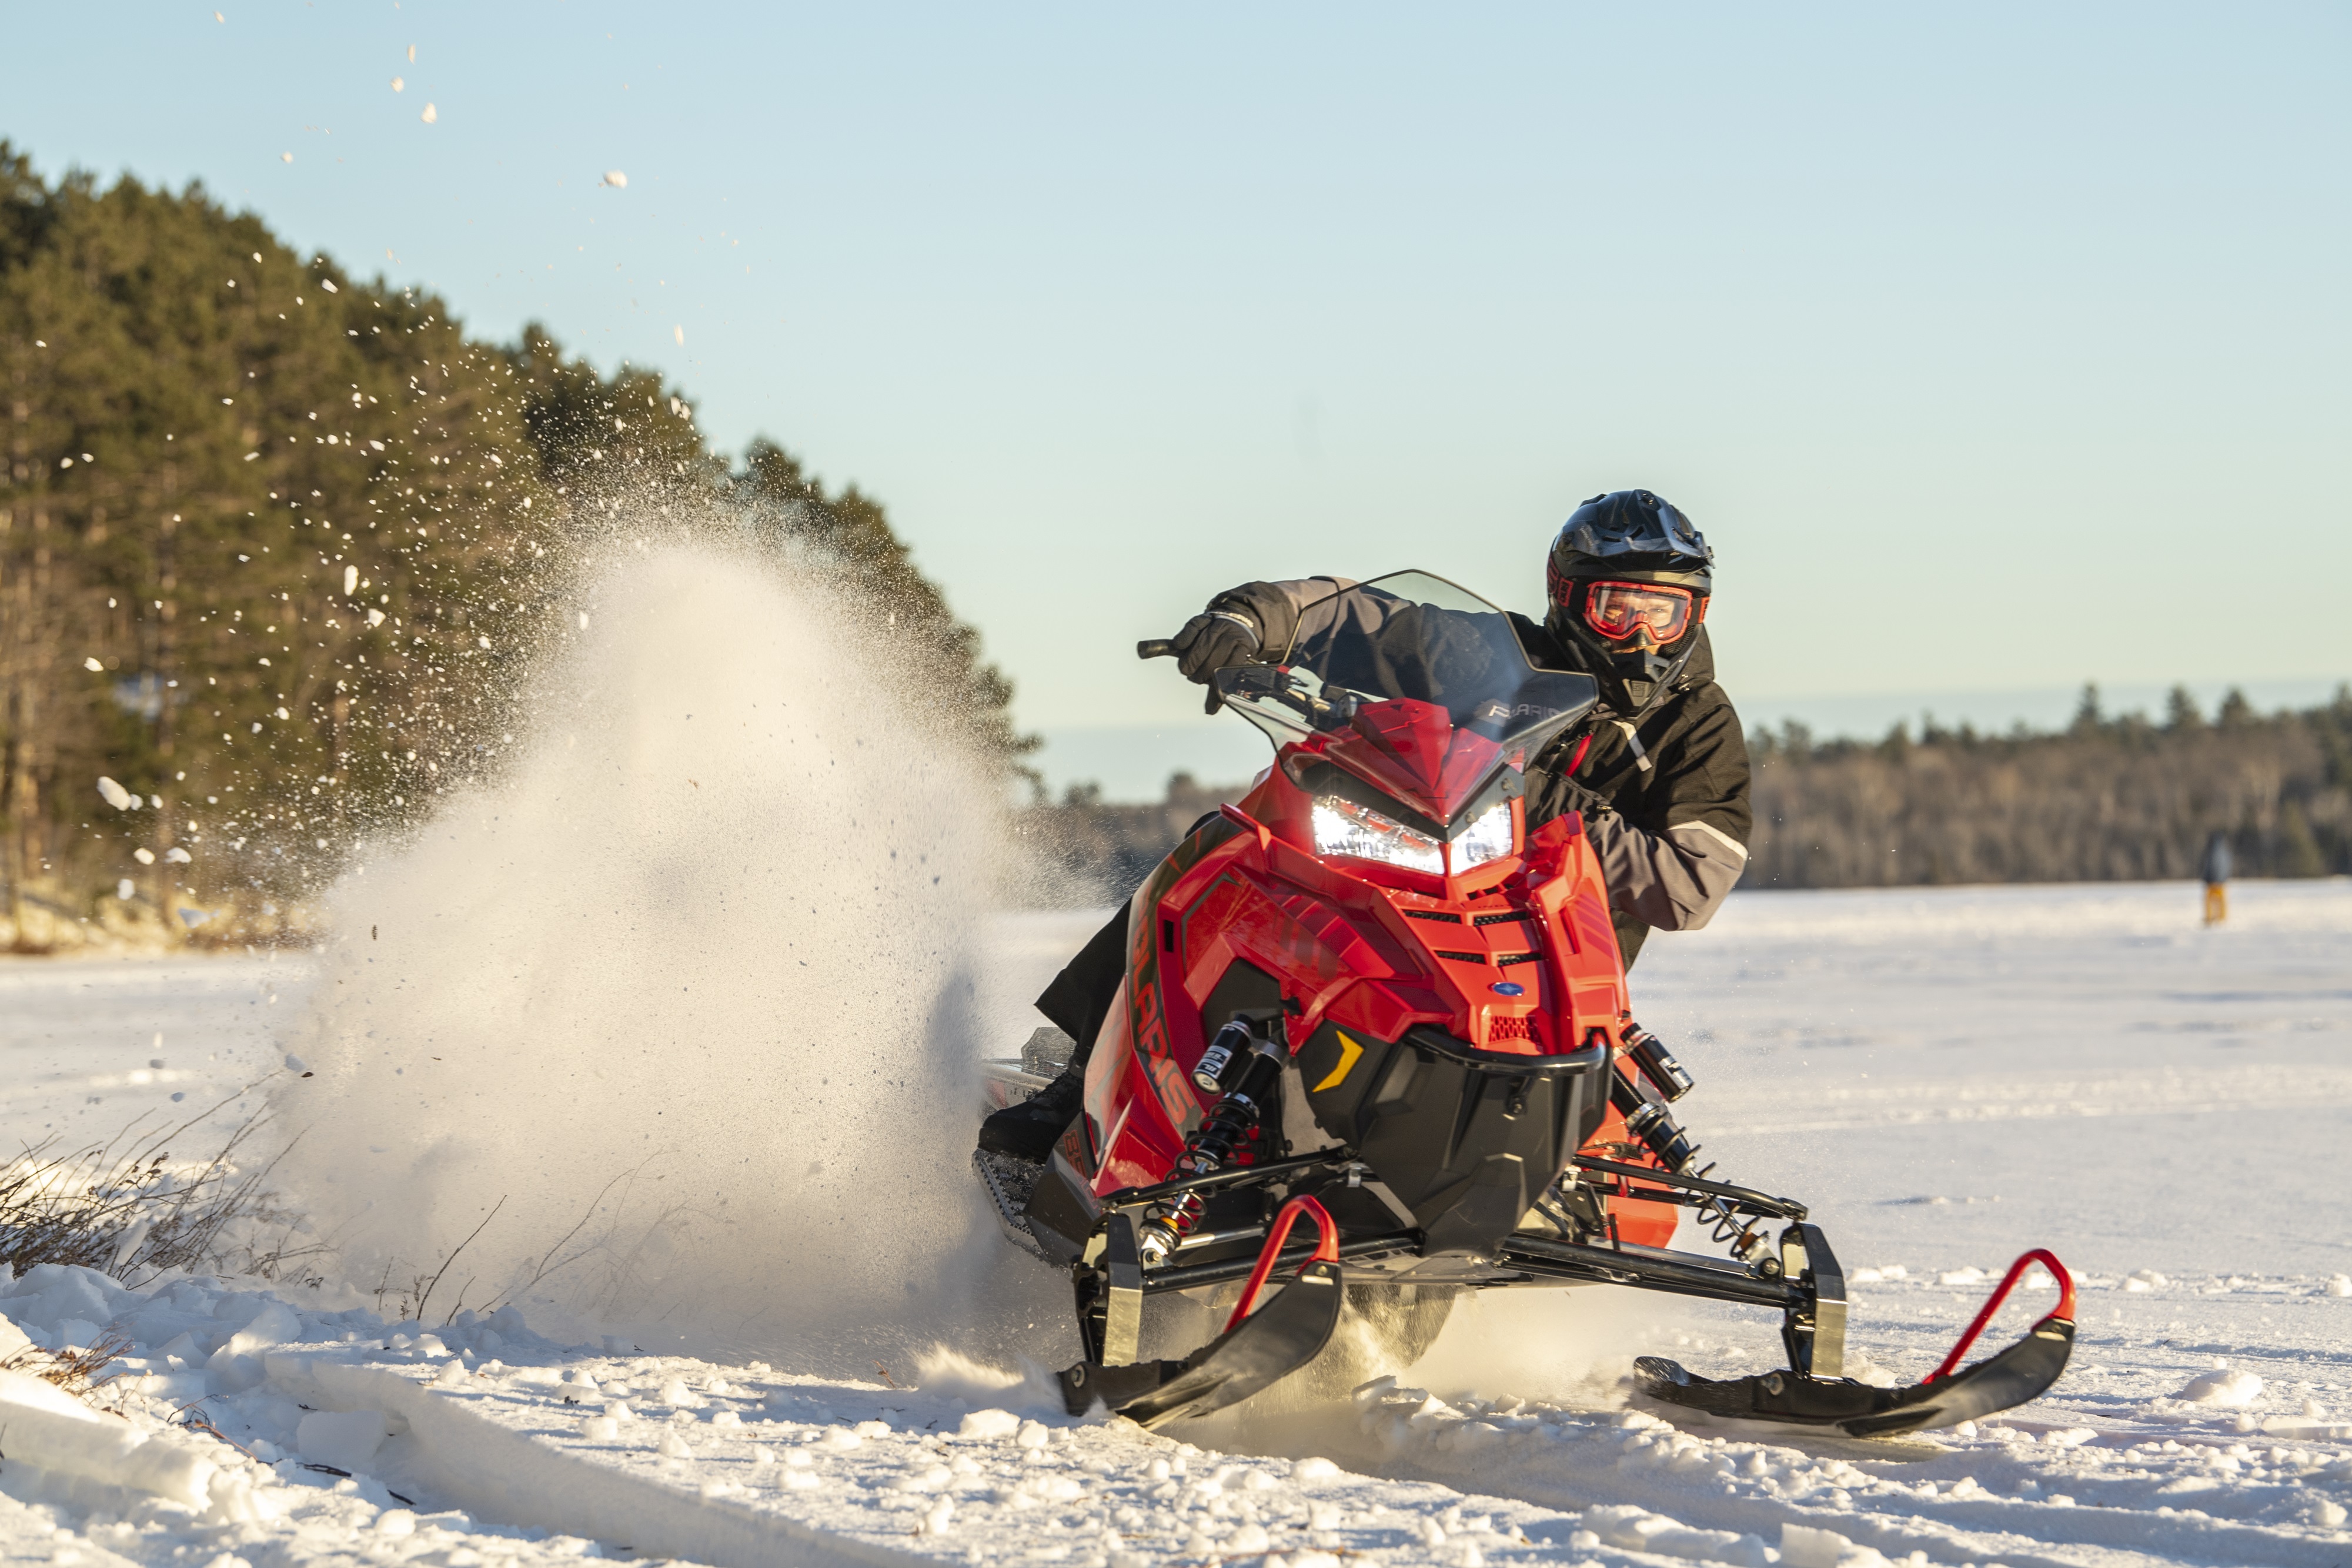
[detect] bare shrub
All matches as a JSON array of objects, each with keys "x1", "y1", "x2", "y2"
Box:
[
  {"x1": 0, "y1": 1088, "x2": 329, "y2": 1288},
  {"x1": 0, "y1": 1331, "x2": 132, "y2": 1395}
]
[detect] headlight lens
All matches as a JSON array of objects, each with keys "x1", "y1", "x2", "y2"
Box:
[
  {"x1": 1312, "y1": 795, "x2": 1442, "y2": 874},
  {"x1": 1451, "y1": 798, "x2": 1516, "y2": 871}
]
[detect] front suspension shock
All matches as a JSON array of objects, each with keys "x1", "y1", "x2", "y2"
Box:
[
  {"x1": 1136, "y1": 1020, "x2": 1288, "y2": 1265},
  {"x1": 1610, "y1": 1057, "x2": 1769, "y2": 1265}
]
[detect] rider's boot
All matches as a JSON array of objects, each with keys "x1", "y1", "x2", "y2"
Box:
[{"x1": 978, "y1": 1064, "x2": 1083, "y2": 1162}]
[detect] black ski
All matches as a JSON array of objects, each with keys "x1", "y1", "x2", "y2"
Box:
[{"x1": 1635, "y1": 1313, "x2": 2074, "y2": 1438}]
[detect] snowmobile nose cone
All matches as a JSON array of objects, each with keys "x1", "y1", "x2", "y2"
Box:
[{"x1": 1491, "y1": 981, "x2": 1525, "y2": 996}]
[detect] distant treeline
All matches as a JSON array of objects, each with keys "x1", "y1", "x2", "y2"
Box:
[
  {"x1": 1745, "y1": 684, "x2": 2351, "y2": 887},
  {"x1": 1029, "y1": 684, "x2": 2352, "y2": 899},
  {"x1": 1, "y1": 143, "x2": 1025, "y2": 950},
  {"x1": 1024, "y1": 773, "x2": 1244, "y2": 898}
]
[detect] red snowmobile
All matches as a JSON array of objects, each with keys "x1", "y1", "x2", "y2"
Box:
[{"x1": 980, "y1": 573, "x2": 2073, "y2": 1434}]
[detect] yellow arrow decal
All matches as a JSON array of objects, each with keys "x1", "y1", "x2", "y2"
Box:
[{"x1": 1312, "y1": 1031, "x2": 1365, "y2": 1092}]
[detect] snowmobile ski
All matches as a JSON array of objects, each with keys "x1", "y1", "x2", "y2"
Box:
[
  {"x1": 1636, "y1": 1251, "x2": 2076, "y2": 1437},
  {"x1": 1059, "y1": 1258, "x2": 1344, "y2": 1426},
  {"x1": 1059, "y1": 1199, "x2": 1345, "y2": 1427}
]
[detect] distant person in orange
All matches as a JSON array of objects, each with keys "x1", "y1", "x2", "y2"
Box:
[{"x1": 2200, "y1": 830, "x2": 2231, "y2": 925}]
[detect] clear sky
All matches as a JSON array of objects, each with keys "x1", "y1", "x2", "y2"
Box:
[{"x1": 7, "y1": 4, "x2": 2348, "y2": 783}]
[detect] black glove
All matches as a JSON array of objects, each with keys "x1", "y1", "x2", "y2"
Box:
[{"x1": 1171, "y1": 610, "x2": 1261, "y2": 712}]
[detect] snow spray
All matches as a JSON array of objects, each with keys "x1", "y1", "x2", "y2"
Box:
[{"x1": 274, "y1": 540, "x2": 1064, "y2": 1367}]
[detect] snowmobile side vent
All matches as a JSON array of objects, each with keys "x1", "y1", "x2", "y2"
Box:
[
  {"x1": 1403, "y1": 909, "x2": 1464, "y2": 923},
  {"x1": 1486, "y1": 1014, "x2": 1534, "y2": 1042},
  {"x1": 1434, "y1": 949, "x2": 1487, "y2": 964},
  {"x1": 1472, "y1": 910, "x2": 1534, "y2": 927},
  {"x1": 1495, "y1": 951, "x2": 1542, "y2": 966}
]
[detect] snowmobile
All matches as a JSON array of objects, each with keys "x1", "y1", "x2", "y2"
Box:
[{"x1": 977, "y1": 573, "x2": 2074, "y2": 1435}]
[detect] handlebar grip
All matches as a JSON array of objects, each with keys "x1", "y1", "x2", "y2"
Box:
[{"x1": 1136, "y1": 638, "x2": 1176, "y2": 660}]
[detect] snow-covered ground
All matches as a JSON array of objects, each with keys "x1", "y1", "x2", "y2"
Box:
[{"x1": 4, "y1": 879, "x2": 2350, "y2": 1568}]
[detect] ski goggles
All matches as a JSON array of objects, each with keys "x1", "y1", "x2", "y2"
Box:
[{"x1": 1578, "y1": 580, "x2": 1699, "y2": 644}]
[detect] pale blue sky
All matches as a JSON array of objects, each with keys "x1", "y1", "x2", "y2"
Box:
[{"x1": 8, "y1": 4, "x2": 2347, "y2": 791}]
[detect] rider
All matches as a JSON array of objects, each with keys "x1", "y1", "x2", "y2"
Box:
[{"x1": 980, "y1": 489, "x2": 1752, "y2": 1164}]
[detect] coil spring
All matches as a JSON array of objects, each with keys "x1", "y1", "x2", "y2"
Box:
[
  {"x1": 1622, "y1": 1101, "x2": 1766, "y2": 1262},
  {"x1": 1137, "y1": 1092, "x2": 1264, "y2": 1262}
]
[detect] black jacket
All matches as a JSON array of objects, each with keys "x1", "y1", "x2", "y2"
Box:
[{"x1": 1220, "y1": 578, "x2": 1752, "y2": 968}]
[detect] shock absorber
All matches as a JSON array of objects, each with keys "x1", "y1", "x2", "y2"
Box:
[
  {"x1": 1136, "y1": 1019, "x2": 1288, "y2": 1266},
  {"x1": 1608, "y1": 1027, "x2": 1769, "y2": 1266}
]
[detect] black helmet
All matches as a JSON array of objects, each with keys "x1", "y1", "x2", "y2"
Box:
[{"x1": 1544, "y1": 489, "x2": 1713, "y2": 714}]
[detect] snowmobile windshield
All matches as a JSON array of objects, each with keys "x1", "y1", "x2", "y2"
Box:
[{"x1": 1214, "y1": 572, "x2": 1598, "y2": 824}]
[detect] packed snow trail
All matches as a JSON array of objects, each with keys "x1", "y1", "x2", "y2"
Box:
[{"x1": 5, "y1": 1253, "x2": 2352, "y2": 1568}]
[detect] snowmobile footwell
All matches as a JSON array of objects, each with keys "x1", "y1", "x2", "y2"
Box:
[{"x1": 1058, "y1": 1259, "x2": 1345, "y2": 1426}]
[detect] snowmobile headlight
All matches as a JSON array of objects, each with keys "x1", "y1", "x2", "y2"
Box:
[
  {"x1": 1449, "y1": 798, "x2": 1516, "y2": 872},
  {"x1": 1312, "y1": 795, "x2": 1442, "y2": 874}
]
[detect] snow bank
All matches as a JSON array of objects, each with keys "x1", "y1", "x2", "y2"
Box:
[{"x1": 0, "y1": 1369, "x2": 218, "y2": 1505}]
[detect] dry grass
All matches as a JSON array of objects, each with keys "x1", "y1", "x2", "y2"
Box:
[
  {"x1": 0, "y1": 1331, "x2": 133, "y2": 1396},
  {"x1": 0, "y1": 1085, "x2": 330, "y2": 1289}
]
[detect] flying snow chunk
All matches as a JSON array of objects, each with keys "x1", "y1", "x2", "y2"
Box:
[
  {"x1": 284, "y1": 1053, "x2": 308, "y2": 1072},
  {"x1": 96, "y1": 776, "x2": 134, "y2": 810},
  {"x1": 164, "y1": 847, "x2": 192, "y2": 864},
  {"x1": 601, "y1": 170, "x2": 627, "y2": 188},
  {"x1": 133, "y1": 847, "x2": 156, "y2": 865},
  {"x1": 674, "y1": 325, "x2": 684, "y2": 346},
  {"x1": 116, "y1": 879, "x2": 134, "y2": 900},
  {"x1": 421, "y1": 103, "x2": 438, "y2": 124},
  {"x1": 577, "y1": 611, "x2": 589, "y2": 630},
  {"x1": 344, "y1": 565, "x2": 359, "y2": 595},
  {"x1": 281, "y1": 152, "x2": 293, "y2": 164},
  {"x1": 391, "y1": 76, "x2": 405, "y2": 92},
  {"x1": 83, "y1": 657, "x2": 103, "y2": 672},
  {"x1": 275, "y1": 707, "x2": 290, "y2": 720},
  {"x1": 368, "y1": 608, "x2": 386, "y2": 627}
]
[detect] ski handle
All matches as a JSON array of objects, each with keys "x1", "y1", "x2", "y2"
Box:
[
  {"x1": 1224, "y1": 1196, "x2": 1340, "y2": 1334},
  {"x1": 1137, "y1": 638, "x2": 1176, "y2": 659},
  {"x1": 1925, "y1": 1248, "x2": 2076, "y2": 1383}
]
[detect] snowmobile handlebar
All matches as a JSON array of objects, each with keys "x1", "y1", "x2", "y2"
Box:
[{"x1": 1137, "y1": 638, "x2": 1176, "y2": 660}]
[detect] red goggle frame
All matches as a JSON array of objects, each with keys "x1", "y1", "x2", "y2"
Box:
[{"x1": 1577, "y1": 580, "x2": 1699, "y2": 644}]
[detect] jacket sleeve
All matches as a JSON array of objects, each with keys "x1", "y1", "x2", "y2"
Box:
[
  {"x1": 1211, "y1": 577, "x2": 1358, "y2": 657},
  {"x1": 1583, "y1": 693, "x2": 1753, "y2": 932}
]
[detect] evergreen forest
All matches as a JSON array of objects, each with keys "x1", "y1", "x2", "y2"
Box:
[{"x1": 0, "y1": 145, "x2": 1025, "y2": 950}]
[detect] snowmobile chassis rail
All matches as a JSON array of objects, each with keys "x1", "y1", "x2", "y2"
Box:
[
  {"x1": 1496, "y1": 1233, "x2": 1798, "y2": 1309},
  {"x1": 1102, "y1": 1151, "x2": 1353, "y2": 1208},
  {"x1": 1133, "y1": 1231, "x2": 1423, "y2": 1293}
]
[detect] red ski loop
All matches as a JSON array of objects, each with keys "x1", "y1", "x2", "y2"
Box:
[
  {"x1": 1225, "y1": 1196, "x2": 1341, "y2": 1334},
  {"x1": 1925, "y1": 1248, "x2": 2077, "y2": 1385}
]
